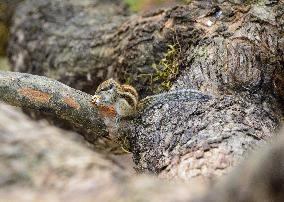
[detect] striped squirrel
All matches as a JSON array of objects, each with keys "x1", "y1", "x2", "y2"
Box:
[
  {"x1": 91, "y1": 78, "x2": 139, "y2": 153},
  {"x1": 91, "y1": 78, "x2": 211, "y2": 119},
  {"x1": 91, "y1": 78, "x2": 138, "y2": 118},
  {"x1": 91, "y1": 78, "x2": 211, "y2": 153}
]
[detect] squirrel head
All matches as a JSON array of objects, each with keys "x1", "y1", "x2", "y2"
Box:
[
  {"x1": 92, "y1": 78, "x2": 121, "y2": 106},
  {"x1": 92, "y1": 79, "x2": 138, "y2": 117}
]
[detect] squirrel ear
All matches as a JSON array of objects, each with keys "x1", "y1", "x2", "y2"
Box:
[
  {"x1": 96, "y1": 78, "x2": 118, "y2": 92},
  {"x1": 108, "y1": 78, "x2": 122, "y2": 90}
]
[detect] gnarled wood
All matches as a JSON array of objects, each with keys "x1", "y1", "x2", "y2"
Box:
[
  {"x1": 1, "y1": 102, "x2": 284, "y2": 202},
  {"x1": 6, "y1": 0, "x2": 284, "y2": 181}
]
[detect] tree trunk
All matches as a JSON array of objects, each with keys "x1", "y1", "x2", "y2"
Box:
[
  {"x1": 0, "y1": 102, "x2": 194, "y2": 202},
  {"x1": 7, "y1": 0, "x2": 284, "y2": 182},
  {"x1": 1, "y1": 102, "x2": 284, "y2": 202}
]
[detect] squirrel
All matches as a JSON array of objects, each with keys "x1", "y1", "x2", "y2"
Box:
[
  {"x1": 91, "y1": 78, "x2": 138, "y2": 118},
  {"x1": 91, "y1": 78, "x2": 211, "y2": 153},
  {"x1": 91, "y1": 78, "x2": 211, "y2": 119},
  {"x1": 91, "y1": 78, "x2": 139, "y2": 153}
]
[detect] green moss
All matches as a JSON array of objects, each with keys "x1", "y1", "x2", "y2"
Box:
[
  {"x1": 181, "y1": 0, "x2": 192, "y2": 4},
  {"x1": 150, "y1": 44, "x2": 181, "y2": 93},
  {"x1": 123, "y1": 0, "x2": 144, "y2": 12},
  {"x1": 0, "y1": 57, "x2": 10, "y2": 70},
  {"x1": 123, "y1": 0, "x2": 189, "y2": 12}
]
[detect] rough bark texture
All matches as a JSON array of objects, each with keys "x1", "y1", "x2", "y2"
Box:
[
  {"x1": 171, "y1": 2, "x2": 284, "y2": 98},
  {"x1": 0, "y1": 103, "x2": 200, "y2": 202},
  {"x1": 199, "y1": 128, "x2": 284, "y2": 202},
  {"x1": 2, "y1": 102, "x2": 284, "y2": 202},
  {"x1": 8, "y1": 0, "x2": 284, "y2": 97},
  {"x1": 6, "y1": 0, "x2": 284, "y2": 182},
  {"x1": 126, "y1": 89, "x2": 282, "y2": 180},
  {"x1": 8, "y1": 0, "x2": 130, "y2": 92},
  {"x1": 0, "y1": 71, "x2": 139, "y2": 153}
]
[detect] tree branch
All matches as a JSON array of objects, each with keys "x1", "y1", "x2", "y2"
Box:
[
  {"x1": 1, "y1": 100, "x2": 284, "y2": 202},
  {"x1": 0, "y1": 70, "x2": 282, "y2": 181},
  {"x1": 4, "y1": 0, "x2": 284, "y2": 181},
  {"x1": 0, "y1": 70, "x2": 108, "y2": 141},
  {"x1": 198, "y1": 128, "x2": 284, "y2": 202}
]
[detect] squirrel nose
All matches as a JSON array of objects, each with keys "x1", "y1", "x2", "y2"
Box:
[{"x1": 91, "y1": 95, "x2": 101, "y2": 105}]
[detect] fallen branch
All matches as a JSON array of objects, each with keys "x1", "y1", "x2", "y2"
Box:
[{"x1": 0, "y1": 70, "x2": 108, "y2": 140}]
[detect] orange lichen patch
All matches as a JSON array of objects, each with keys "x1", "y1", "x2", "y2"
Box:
[
  {"x1": 18, "y1": 87, "x2": 52, "y2": 103},
  {"x1": 98, "y1": 105, "x2": 117, "y2": 118},
  {"x1": 63, "y1": 97, "x2": 80, "y2": 109}
]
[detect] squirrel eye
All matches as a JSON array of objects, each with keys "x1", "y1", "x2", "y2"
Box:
[
  {"x1": 109, "y1": 83, "x2": 115, "y2": 89},
  {"x1": 97, "y1": 80, "x2": 117, "y2": 92},
  {"x1": 101, "y1": 83, "x2": 115, "y2": 91}
]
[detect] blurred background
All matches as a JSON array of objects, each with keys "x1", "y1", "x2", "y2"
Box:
[
  {"x1": 124, "y1": 0, "x2": 188, "y2": 12},
  {"x1": 0, "y1": 0, "x2": 188, "y2": 71},
  {"x1": 0, "y1": 0, "x2": 18, "y2": 71}
]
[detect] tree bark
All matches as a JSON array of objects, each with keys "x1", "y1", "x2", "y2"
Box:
[
  {"x1": 8, "y1": 0, "x2": 130, "y2": 92},
  {"x1": 198, "y1": 128, "x2": 284, "y2": 202},
  {"x1": 0, "y1": 71, "x2": 112, "y2": 148},
  {"x1": 8, "y1": 0, "x2": 284, "y2": 97},
  {"x1": 0, "y1": 103, "x2": 203, "y2": 202},
  {"x1": 6, "y1": 0, "x2": 284, "y2": 182},
  {"x1": 1, "y1": 102, "x2": 284, "y2": 202},
  {"x1": 126, "y1": 92, "x2": 282, "y2": 179}
]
